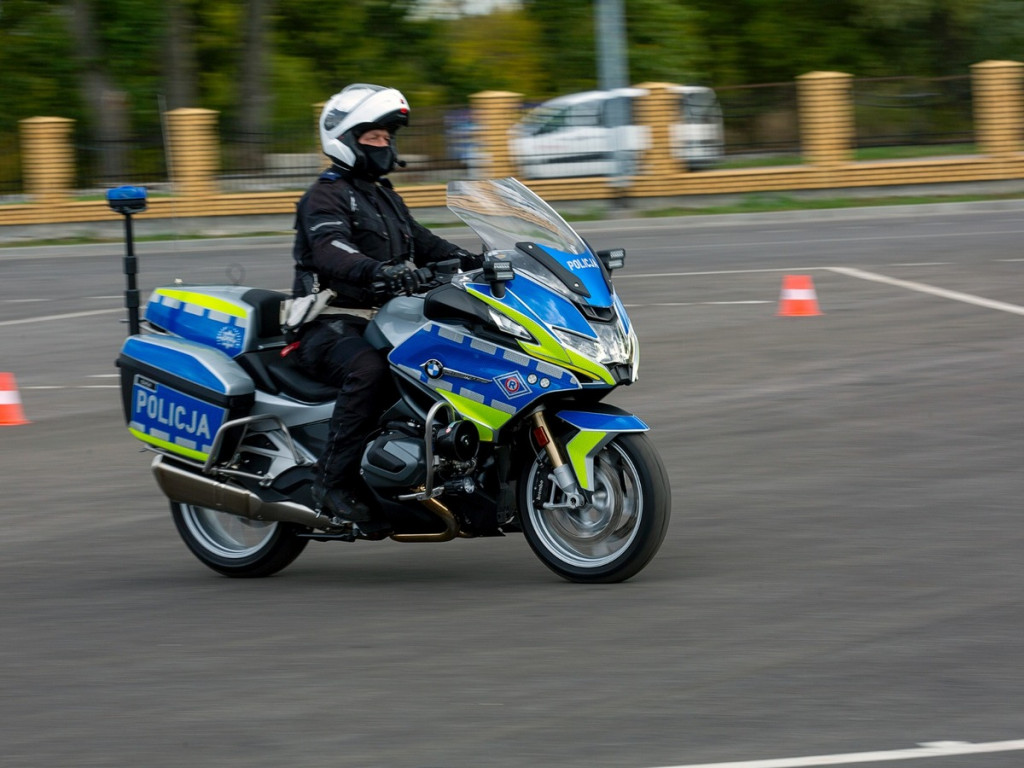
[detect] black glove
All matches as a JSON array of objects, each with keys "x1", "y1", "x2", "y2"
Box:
[
  {"x1": 376, "y1": 262, "x2": 424, "y2": 297},
  {"x1": 454, "y1": 249, "x2": 484, "y2": 271}
]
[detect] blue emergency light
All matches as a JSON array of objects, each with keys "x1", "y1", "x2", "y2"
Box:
[{"x1": 106, "y1": 185, "x2": 148, "y2": 215}]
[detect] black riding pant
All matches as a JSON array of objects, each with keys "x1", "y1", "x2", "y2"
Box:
[{"x1": 296, "y1": 317, "x2": 393, "y2": 490}]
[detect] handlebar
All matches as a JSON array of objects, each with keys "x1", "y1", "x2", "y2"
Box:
[{"x1": 370, "y1": 257, "x2": 464, "y2": 301}]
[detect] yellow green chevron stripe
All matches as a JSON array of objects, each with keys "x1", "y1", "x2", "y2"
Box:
[
  {"x1": 156, "y1": 289, "x2": 249, "y2": 319},
  {"x1": 439, "y1": 391, "x2": 508, "y2": 439},
  {"x1": 565, "y1": 429, "x2": 608, "y2": 491},
  {"x1": 128, "y1": 427, "x2": 210, "y2": 462},
  {"x1": 467, "y1": 287, "x2": 615, "y2": 385}
]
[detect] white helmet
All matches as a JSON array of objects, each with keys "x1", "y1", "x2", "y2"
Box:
[{"x1": 319, "y1": 83, "x2": 410, "y2": 171}]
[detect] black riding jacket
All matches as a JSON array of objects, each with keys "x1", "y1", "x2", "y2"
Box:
[{"x1": 292, "y1": 167, "x2": 468, "y2": 308}]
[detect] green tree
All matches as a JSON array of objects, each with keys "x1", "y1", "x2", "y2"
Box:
[
  {"x1": 0, "y1": 1, "x2": 79, "y2": 132},
  {"x1": 969, "y1": 0, "x2": 1024, "y2": 63},
  {"x1": 627, "y1": 0, "x2": 708, "y2": 85},
  {"x1": 521, "y1": 0, "x2": 711, "y2": 97},
  {"x1": 438, "y1": 10, "x2": 548, "y2": 99}
]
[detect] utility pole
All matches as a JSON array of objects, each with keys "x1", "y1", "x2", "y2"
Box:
[
  {"x1": 595, "y1": 0, "x2": 628, "y2": 91},
  {"x1": 594, "y1": 0, "x2": 632, "y2": 193}
]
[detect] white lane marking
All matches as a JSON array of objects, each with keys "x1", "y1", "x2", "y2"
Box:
[
  {"x1": 22, "y1": 385, "x2": 118, "y2": 390},
  {"x1": 0, "y1": 308, "x2": 122, "y2": 327},
  {"x1": 828, "y1": 266, "x2": 1024, "y2": 316},
  {"x1": 646, "y1": 738, "x2": 1024, "y2": 768},
  {"x1": 605, "y1": 228, "x2": 1024, "y2": 249},
  {"x1": 88, "y1": 374, "x2": 119, "y2": 378},
  {"x1": 887, "y1": 262, "x2": 951, "y2": 267},
  {"x1": 619, "y1": 268, "x2": 800, "y2": 279},
  {"x1": 625, "y1": 301, "x2": 771, "y2": 307}
]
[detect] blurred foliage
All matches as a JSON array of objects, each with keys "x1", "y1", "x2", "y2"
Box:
[
  {"x1": 686, "y1": 0, "x2": 1023, "y2": 85},
  {"x1": 0, "y1": 0, "x2": 1022, "y2": 186}
]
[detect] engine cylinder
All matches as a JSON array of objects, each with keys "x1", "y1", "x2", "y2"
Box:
[{"x1": 361, "y1": 433, "x2": 427, "y2": 489}]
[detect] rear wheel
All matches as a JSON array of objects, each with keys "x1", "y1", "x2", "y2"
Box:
[
  {"x1": 170, "y1": 502, "x2": 309, "y2": 578},
  {"x1": 519, "y1": 432, "x2": 671, "y2": 583}
]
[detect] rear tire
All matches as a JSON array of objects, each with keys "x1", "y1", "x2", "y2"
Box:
[
  {"x1": 170, "y1": 502, "x2": 309, "y2": 578},
  {"x1": 519, "y1": 432, "x2": 671, "y2": 583}
]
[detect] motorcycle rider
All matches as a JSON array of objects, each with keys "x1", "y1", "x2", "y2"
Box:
[{"x1": 291, "y1": 83, "x2": 481, "y2": 536}]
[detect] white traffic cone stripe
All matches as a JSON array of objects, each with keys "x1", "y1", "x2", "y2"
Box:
[
  {"x1": 781, "y1": 289, "x2": 818, "y2": 300},
  {"x1": 0, "y1": 391, "x2": 22, "y2": 406}
]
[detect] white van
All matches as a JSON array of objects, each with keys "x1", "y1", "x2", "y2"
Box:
[{"x1": 509, "y1": 86, "x2": 724, "y2": 179}]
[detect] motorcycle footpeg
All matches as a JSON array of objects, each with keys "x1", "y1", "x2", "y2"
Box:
[
  {"x1": 314, "y1": 512, "x2": 356, "y2": 534},
  {"x1": 296, "y1": 515, "x2": 358, "y2": 541},
  {"x1": 352, "y1": 521, "x2": 393, "y2": 541},
  {"x1": 311, "y1": 512, "x2": 390, "y2": 541}
]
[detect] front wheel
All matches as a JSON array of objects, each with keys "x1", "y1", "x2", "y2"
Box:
[
  {"x1": 170, "y1": 502, "x2": 309, "y2": 578},
  {"x1": 519, "y1": 432, "x2": 671, "y2": 583}
]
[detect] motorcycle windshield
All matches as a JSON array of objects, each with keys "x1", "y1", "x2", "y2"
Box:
[{"x1": 447, "y1": 178, "x2": 613, "y2": 308}]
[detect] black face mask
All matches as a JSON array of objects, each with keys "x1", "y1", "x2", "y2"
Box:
[{"x1": 360, "y1": 143, "x2": 396, "y2": 180}]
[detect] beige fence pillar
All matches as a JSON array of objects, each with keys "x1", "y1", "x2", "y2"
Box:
[
  {"x1": 470, "y1": 91, "x2": 521, "y2": 179},
  {"x1": 635, "y1": 82, "x2": 681, "y2": 178},
  {"x1": 165, "y1": 108, "x2": 219, "y2": 197},
  {"x1": 20, "y1": 117, "x2": 75, "y2": 204},
  {"x1": 798, "y1": 71, "x2": 854, "y2": 165},
  {"x1": 972, "y1": 60, "x2": 1023, "y2": 157}
]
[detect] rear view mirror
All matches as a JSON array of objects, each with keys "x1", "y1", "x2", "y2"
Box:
[{"x1": 598, "y1": 248, "x2": 626, "y2": 271}]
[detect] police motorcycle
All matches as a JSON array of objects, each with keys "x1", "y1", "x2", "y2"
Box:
[{"x1": 112, "y1": 177, "x2": 671, "y2": 583}]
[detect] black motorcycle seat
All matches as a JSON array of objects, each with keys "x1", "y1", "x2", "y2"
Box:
[
  {"x1": 266, "y1": 360, "x2": 339, "y2": 403},
  {"x1": 234, "y1": 289, "x2": 338, "y2": 402}
]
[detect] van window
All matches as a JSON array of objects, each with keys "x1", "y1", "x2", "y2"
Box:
[
  {"x1": 680, "y1": 90, "x2": 722, "y2": 125},
  {"x1": 520, "y1": 107, "x2": 562, "y2": 136},
  {"x1": 566, "y1": 101, "x2": 603, "y2": 128},
  {"x1": 520, "y1": 102, "x2": 602, "y2": 136},
  {"x1": 600, "y1": 96, "x2": 636, "y2": 127}
]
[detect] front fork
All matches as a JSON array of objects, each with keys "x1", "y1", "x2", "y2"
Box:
[{"x1": 530, "y1": 410, "x2": 586, "y2": 509}]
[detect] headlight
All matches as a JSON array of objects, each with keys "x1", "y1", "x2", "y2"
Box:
[
  {"x1": 487, "y1": 308, "x2": 532, "y2": 340},
  {"x1": 554, "y1": 322, "x2": 632, "y2": 366},
  {"x1": 628, "y1": 324, "x2": 640, "y2": 380}
]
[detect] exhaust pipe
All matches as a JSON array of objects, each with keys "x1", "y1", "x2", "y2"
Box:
[
  {"x1": 390, "y1": 496, "x2": 461, "y2": 543},
  {"x1": 151, "y1": 455, "x2": 340, "y2": 530}
]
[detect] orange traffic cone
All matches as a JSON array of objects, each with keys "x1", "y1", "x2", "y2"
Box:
[
  {"x1": 778, "y1": 274, "x2": 822, "y2": 317},
  {"x1": 0, "y1": 372, "x2": 30, "y2": 425}
]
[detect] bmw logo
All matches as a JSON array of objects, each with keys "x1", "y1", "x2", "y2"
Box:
[{"x1": 424, "y1": 359, "x2": 444, "y2": 379}]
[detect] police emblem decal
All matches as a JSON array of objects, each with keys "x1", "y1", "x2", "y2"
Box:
[
  {"x1": 215, "y1": 326, "x2": 243, "y2": 352},
  {"x1": 494, "y1": 371, "x2": 532, "y2": 399}
]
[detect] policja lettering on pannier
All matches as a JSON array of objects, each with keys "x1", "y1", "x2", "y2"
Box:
[{"x1": 134, "y1": 382, "x2": 214, "y2": 440}]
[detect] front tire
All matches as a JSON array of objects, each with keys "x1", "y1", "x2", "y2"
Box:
[
  {"x1": 519, "y1": 432, "x2": 671, "y2": 583},
  {"x1": 170, "y1": 502, "x2": 309, "y2": 578}
]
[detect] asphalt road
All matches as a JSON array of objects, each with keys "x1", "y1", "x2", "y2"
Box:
[{"x1": 2, "y1": 202, "x2": 1023, "y2": 768}]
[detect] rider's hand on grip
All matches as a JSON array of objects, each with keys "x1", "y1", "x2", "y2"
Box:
[
  {"x1": 376, "y1": 262, "x2": 424, "y2": 297},
  {"x1": 454, "y1": 249, "x2": 484, "y2": 271}
]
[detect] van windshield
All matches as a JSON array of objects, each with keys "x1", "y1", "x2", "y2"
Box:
[
  {"x1": 681, "y1": 90, "x2": 722, "y2": 123},
  {"x1": 519, "y1": 105, "x2": 566, "y2": 136}
]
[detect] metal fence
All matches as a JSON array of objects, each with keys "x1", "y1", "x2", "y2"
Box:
[
  {"x1": 852, "y1": 75, "x2": 974, "y2": 149},
  {"x1": 74, "y1": 135, "x2": 169, "y2": 193},
  {"x1": 2, "y1": 74, "x2": 1002, "y2": 198},
  {"x1": 716, "y1": 81, "x2": 802, "y2": 161},
  {"x1": 0, "y1": 132, "x2": 23, "y2": 197},
  {"x1": 216, "y1": 104, "x2": 473, "y2": 192}
]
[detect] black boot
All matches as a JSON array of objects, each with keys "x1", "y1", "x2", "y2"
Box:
[
  {"x1": 312, "y1": 484, "x2": 392, "y2": 539},
  {"x1": 312, "y1": 483, "x2": 370, "y2": 521}
]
